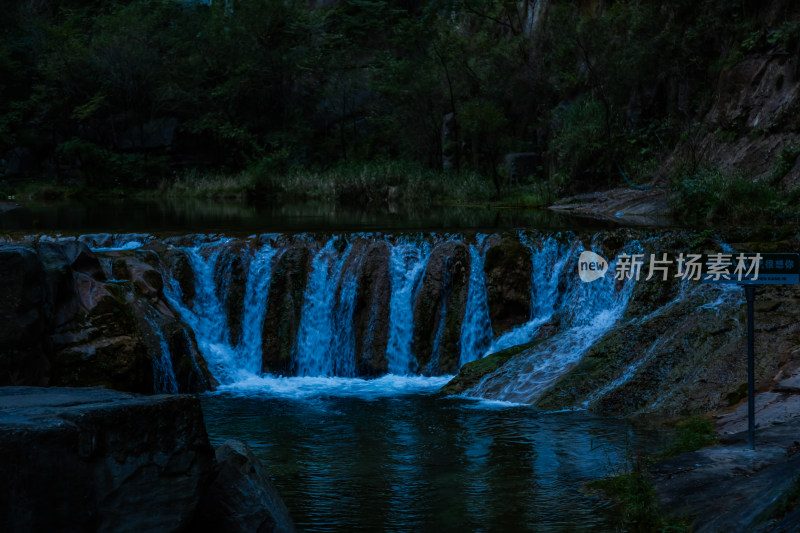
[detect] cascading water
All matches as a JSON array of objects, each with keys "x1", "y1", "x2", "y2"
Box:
[
  {"x1": 153, "y1": 231, "x2": 642, "y2": 403},
  {"x1": 459, "y1": 235, "x2": 492, "y2": 366},
  {"x1": 484, "y1": 235, "x2": 573, "y2": 355},
  {"x1": 466, "y1": 240, "x2": 641, "y2": 404},
  {"x1": 144, "y1": 314, "x2": 179, "y2": 394},
  {"x1": 386, "y1": 239, "x2": 431, "y2": 375},
  {"x1": 163, "y1": 239, "x2": 237, "y2": 381},
  {"x1": 236, "y1": 243, "x2": 281, "y2": 374},
  {"x1": 293, "y1": 237, "x2": 355, "y2": 377}
]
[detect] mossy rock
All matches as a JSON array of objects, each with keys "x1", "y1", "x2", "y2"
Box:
[
  {"x1": 353, "y1": 241, "x2": 391, "y2": 376},
  {"x1": 484, "y1": 237, "x2": 532, "y2": 336},
  {"x1": 412, "y1": 241, "x2": 470, "y2": 375},
  {"x1": 440, "y1": 339, "x2": 543, "y2": 395},
  {"x1": 261, "y1": 244, "x2": 310, "y2": 375}
]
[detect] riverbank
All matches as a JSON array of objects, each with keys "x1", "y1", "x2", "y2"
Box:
[{"x1": 1, "y1": 162, "x2": 558, "y2": 210}]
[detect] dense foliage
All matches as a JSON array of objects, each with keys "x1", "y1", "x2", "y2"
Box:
[{"x1": 0, "y1": 0, "x2": 796, "y2": 201}]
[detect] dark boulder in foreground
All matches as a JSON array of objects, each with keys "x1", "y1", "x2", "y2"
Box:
[
  {"x1": 195, "y1": 440, "x2": 295, "y2": 533},
  {"x1": 0, "y1": 386, "x2": 214, "y2": 532},
  {"x1": 0, "y1": 386, "x2": 294, "y2": 533}
]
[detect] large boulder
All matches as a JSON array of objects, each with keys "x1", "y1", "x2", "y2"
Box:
[
  {"x1": 483, "y1": 237, "x2": 532, "y2": 336},
  {"x1": 195, "y1": 440, "x2": 295, "y2": 533},
  {"x1": 261, "y1": 244, "x2": 310, "y2": 375},
  {"x1": 0, "y1": 387, "x2": 215, "y2": 533},
  {"x1": 412, "y1": 241, "x2": 470, "y2": 375},
  {"x1": 352, "y1": 241, "x2": 391, "y2": 376}
]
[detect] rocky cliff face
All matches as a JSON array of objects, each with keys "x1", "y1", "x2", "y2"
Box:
[{"x1": 0, "y1": 239, "x2": 213, "y2": 393}]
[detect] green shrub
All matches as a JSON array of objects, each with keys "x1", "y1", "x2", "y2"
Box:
[
  {"x1": 669, "y1": 166, "x2": 778, "y2": 223},
  {"x1": 659, "y1": 415, "x2": 717, "y2": 459},
  {"x1": 589, "y1": 455, "x2": 690, "y2": 532}
]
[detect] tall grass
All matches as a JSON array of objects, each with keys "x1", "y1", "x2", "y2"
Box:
[
  {"x1": 157, "y1": 161, "x2": 497, "y2": 205},
  {"x1": 157, "y1": 170, "x2": 255, "y2": 200}
]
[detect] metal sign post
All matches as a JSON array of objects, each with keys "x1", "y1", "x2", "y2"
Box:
[
  {"x1": 744, "y1": 284, "x2": 756, "y2": 450},
  {"x1": 702, "y1": 252, "x2": 800, "y2": 451}
]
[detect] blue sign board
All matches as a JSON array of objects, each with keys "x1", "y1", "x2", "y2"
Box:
[{"x1": 702, "y1": 253, "x2": 800, "y2": 285}]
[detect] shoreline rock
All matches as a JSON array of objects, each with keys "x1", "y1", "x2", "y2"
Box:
[{"x1": 0, "y1": 386, "x2": 294, "y2": 533}]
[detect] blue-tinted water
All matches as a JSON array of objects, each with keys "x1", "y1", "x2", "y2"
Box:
[{"x1": 202, "y1": 384, "x2": 661, "y2": 532}]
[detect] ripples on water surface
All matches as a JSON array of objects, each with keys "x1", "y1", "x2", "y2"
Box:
[{"x1": 202, "y1": 379, "x2": 660, "y2": 532}]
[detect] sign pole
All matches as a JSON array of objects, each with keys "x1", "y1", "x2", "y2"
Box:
[
  {"x1": 698, "y1": 253, "x2": 798, "y2": 449},
  {"x1": 744, "y1": 285, "x2": 756, "y2": 450}
]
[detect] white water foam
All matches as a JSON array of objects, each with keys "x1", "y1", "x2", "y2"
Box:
[{"x1": 212, "y1": 374, "x2": 453, "y2": 400}]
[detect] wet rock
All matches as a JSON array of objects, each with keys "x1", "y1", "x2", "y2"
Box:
[
  {"x1": 413, "y1": 241, "x2": 470, "y2": 375},
  {"x1": 484, "y1": 237, "x2": 532, "y2": 336},
  {"x1": 49, "y1": 287, "x2": 156, "y2": 393},
  {"x1": 195, "y1": 440, "x2": 295, "y2": 533},
  {"x1": 0, "y1": 242, "x2": 214, "y2": 393},
  {"x1": 440, "y1": 339, "x2": 544, "y2": 395},
  {"x1": 0, "y1": 386, "x2": 215, "y2": 533},
  {"x1": 215, "y1": 247, "x2": 247, "y2": 346},
  {"x1": 0, "y1": 245, "x2": 51, "y2": 385},
  {"x1": 536, "y1": 282, "x2": 800, "y2": 416},
  {"x1": 162, "y1": 248, "x2": 196, "y2": 305},
  {"x1": 262, "y1": 244, "x2": 310, "y2": 375},
  {"x1": 353, "y1": 241, "x2": 391, "y2": 376},
  {"x1": 651, "y1": 417, "x2": 800, "y2": 532}
]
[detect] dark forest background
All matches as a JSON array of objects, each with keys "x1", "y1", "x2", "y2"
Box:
[{"x1": 1, "y1": 0, "x2": 799, "y2": 215}]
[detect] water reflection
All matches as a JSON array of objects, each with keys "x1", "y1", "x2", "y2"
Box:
[
  {"x1": 0, "y1": 198, "x2": 616, "y2": 234},
  {"x1": 201, "y1": 393, "x2": 658, "y2": 532}
]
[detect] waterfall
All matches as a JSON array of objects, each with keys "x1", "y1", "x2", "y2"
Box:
[
  {"x1": 483, "y1": 235, "x2": 572, "y2": 355},
  {"x1": 328, "y1": 251, "x2": 364, "y2": 377},
  {"x1": 293, "y1": 237, "x2": 355, "y2": 377},
  {"x1": 236, "y1": 243, "x2": 281, "y2": 374},
  {"x1": 163, "y1": 239, "x2": 237, "y2": 381},
  {"x1": 144, "y1": 314, "x2": 179, "y2": 394},
  {"x1": 459, "y1": 235, "x2": 492, "y2": 366},
  {"x1": 466, "y1": 240, "x2": 641, "y2": 404},
  {"x1": 386, "y1": 240, "x2": 431, "y2": 375},
  {"x1": 147, "y1": 231, "x2": 644, "y2": 402}
]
